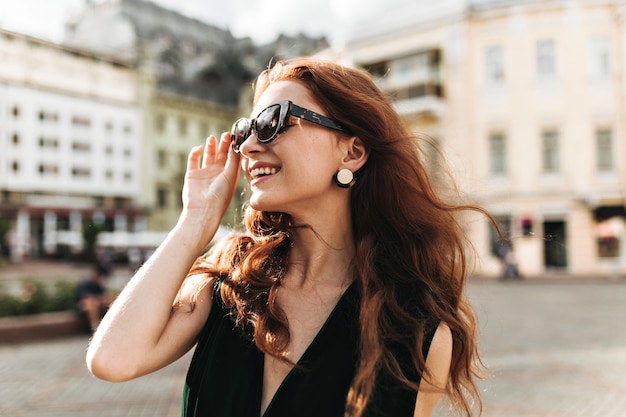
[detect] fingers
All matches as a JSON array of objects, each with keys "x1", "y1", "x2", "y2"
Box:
[
  {"x1": 218, "y1": 131, "x2": 233, "y2": 155},
  {"x1": 189, "y1": 133, "x2": 236, "y2": 170},
  {"x1": 222, "y1": 132, "x2": 241, "y2": 183},
  {"x1": 201, "y1": 135, "x2": 216, "y2": 168},
  {"x1": 210, "y1": 132, "x2": 234, "y2": 164},
  {"x1": 187, "y1": 145, "x2": 204, "y2": 171}
]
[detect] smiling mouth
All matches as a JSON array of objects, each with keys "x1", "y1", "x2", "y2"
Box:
[{"x1": 250, "y1": 167, "x2": 280, "y2": 179}]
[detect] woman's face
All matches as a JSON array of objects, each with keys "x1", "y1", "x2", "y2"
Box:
[{"x1": 239, "y1": 81, "x2": 346, "y2": 217}]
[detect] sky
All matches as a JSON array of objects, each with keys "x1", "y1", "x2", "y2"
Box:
[{"x1": 0, "y1": 0, "x2": 409, "y2": 45}]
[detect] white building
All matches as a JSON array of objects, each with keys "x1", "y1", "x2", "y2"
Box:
[
  {"x1": 332, "y1": 0, "x2": 626, "y2": 278},
  {"x1": 0, "y1": 29, "x2": 143, "y2": 260}
]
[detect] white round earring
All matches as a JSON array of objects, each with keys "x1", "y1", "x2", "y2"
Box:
[{"x1": 334, "y1": 168, "x2": 356, "y2": 188}]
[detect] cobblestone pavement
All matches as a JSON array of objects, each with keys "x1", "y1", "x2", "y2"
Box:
[
  {"x1": 0, "y1": 336, "x2": 191, "y2": 417},
  {"x1": 467, "y1": 280, "x2": 626, "y2": 417},
  {"x1": 1, "y1": 268, "x2": 625, "y2": 416}
]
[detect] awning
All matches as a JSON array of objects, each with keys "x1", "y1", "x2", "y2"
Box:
[{"x1": 593, "y1": 205, "x2": 626, "y2": 220}]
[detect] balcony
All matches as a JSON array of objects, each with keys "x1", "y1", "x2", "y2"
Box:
[
  {"x1": 363, "y1": 49, "x2": 445, "y2": 119},
  {"x1": 388, "y1": 82, "x2": 445, "y2": 118}
]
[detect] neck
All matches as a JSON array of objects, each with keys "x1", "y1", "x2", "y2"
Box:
[{"x1": 283, "y1": 220, "x2": 355, "y2": 290}]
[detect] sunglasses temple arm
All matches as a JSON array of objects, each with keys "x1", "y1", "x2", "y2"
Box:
[{"x1": 290, "y1": 105, "x2": 345, "y2": 132}]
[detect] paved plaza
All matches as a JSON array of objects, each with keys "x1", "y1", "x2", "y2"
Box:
[
  {"x1": 1, "y1": 269, "x2": 625, "y2": 416},
  {"x1": 468, "y1": 280, "x2": 626, "y2": 417}
]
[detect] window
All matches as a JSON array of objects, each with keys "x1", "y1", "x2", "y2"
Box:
[
  {"x1": 598, "y1": 220, "x2": 620, "y2": 258},
  {"x1": 178, "y1": 117, "x2": 187, "y2": 136},
  {"x1": 71, "y1": 167, "x2": 91, "y2": 178},
  {"x1": 157, "y1": 149, "x2": 167, "y2": 167},
  {"x1": 71, "y1": 116, "x2": 91, "y2": 127},
  {"x1": 367, "y1": 61, "x2": 388, "y2": 82},
  {"x1": 589, "y1": 38, "x2": 610, "y2": 79},
  {"x1": 364, "y1": 49, "x2": 442, "y2": 99},
  {"x1": 596, "y1": 128, "x2": 613, "y2": 172},
  {"x1": 12, "y1": 106, "x2": 19, "y2": 117},
  {"x1": 114, "y1": 197, "x2": 126, "y2": 209},
  {"x1": 537, "y1": 40, "x2": 555, "y2": 77},
  {"x1": 390, "y1": 54, "x2": 422, "y2": 88},
  {"x1": 12, "y1": 133, "x2": 19, "y2": 145},
  {"x1": 157, "y1": 187, "x2": 168, "y2": 208},
  {"x1": 39, "y1": 110, "x2": 59, "y2": 122},
  {"x1": 488, "y1": 132, "x2": 507, "y2": 175},
  {"x1": 155, "y1": 114, "x2": 165, "y2": 132},
  {"x1": 38, "y1": 163, "x2": 59, "y2": 175},
  {"x1": 71, "y1": 142, "x2": 91, "y2": 152},
  {"x1": 598, "y1": 235, "x2": 619, "y2": 258},
  {"x1": 39, "y1": 137, "x2": 59, "y2": 149},
  {"x1": 542, "y1": 130, "x2": 559, "y2": 173},
  {"x1": 485, "y1": 45, "x2": 504, "y2": 84}
]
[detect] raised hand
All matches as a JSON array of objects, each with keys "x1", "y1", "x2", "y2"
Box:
[{"x1": 180, "y1": 132, "x2": 241, "y2": 241}]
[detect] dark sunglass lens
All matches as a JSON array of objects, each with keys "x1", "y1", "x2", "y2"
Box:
[
  {"x1": 254, "y1": 104, "x2": 281, "y2": 142},
  {"x1": 231, "y1": 118, "x2": 250, "y2": 150}
]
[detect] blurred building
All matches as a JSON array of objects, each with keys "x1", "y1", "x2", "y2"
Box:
[
  {"x1": 330, "y1": 0, "x2": 626, "y2": 278},
  {"x1": 0, "y1": 28, "x2": 143, "y2": 261},
  {"x1": 63, "y1": 0, "x2": 329, "y2": 233},
  {"x1": 0, "y1": 0, "x2": 328, "y2": 261}
]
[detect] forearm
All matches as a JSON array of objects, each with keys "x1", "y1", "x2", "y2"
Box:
[
  {"x1": 87, "y1": 215, "x2": 217, "y2": 379},
  {"x1": 87, "y1": 133, "x2": 239, "y2": 380}
]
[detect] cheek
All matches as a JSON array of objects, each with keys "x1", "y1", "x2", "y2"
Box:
[
  {"x1": 287, "y1": 160, "x2": 334, "y2": 189},
  {"x1": 241, "y1": 159, "x2": 251, "y2": 181}
]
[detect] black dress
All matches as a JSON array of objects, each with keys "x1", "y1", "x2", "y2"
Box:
[{"x1": 182, "y1": 282, "x2": 438, "y2": 417}]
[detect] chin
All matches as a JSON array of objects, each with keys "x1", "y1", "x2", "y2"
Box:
[
  {"x1": 248, "y1": 195, "x2": 274, "y2": 212},
  {"x1": 248, "y1": 194, "x2": 288, "y2": 214}
]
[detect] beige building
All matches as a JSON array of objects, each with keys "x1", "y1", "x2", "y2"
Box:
[
  {"x1": 331, "y1": 0, "x2": 626, "y2": 278},
  {"x1": 139, "y1": 81, "x2": 242, "y2": 231}
]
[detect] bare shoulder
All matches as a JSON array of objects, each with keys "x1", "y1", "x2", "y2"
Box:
[
  {"x1": 175, "y1": 273, "x2": 214, "y2": 314},
  {"x1": 429, "y1": 322, "x2": 453, "y2": 364},
  {"x1": 413, "y1": 322, "x2": 453, "y2": 417}
]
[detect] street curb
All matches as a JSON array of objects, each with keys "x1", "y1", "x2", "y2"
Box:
[{"x1": 0, "y1": 311, "x2": 89, "y2": 344}]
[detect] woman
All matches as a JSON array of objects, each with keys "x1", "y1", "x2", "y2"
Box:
[{"x1": 87, "y1": 58, "x2": 484, "y2": 416}]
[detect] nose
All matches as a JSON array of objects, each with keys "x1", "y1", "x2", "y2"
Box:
[{"x1": 238, "y1": 131, "x2": 263, "y2": 155}]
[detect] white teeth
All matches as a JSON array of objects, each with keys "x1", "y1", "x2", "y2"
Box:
[{"x1": 250, "y1": 167, "x2": 278, "y2": 178}]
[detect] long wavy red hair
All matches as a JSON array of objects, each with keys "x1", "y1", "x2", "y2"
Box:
[{"x1": 184, "y1": 57, "x2": 485, "y2": 416}]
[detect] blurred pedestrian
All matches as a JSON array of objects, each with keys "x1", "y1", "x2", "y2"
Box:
[
  {"x1": 498, "y1": 243, "x2": 519, "y2": 280},
  {"x1": 95, "y1": 246, "x2": 114, "y2": 277},
  {"x1": 74, "y1": 266, "x2": 112, "y2": 332}
]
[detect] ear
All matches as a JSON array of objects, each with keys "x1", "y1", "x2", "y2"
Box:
[{"x1": 340, "y1": 136, "x2": 369, "y2": 172}]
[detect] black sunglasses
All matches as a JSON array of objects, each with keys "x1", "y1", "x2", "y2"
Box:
[{"x1": 230, "y1": 100, "x2": 347, "y2": 153}]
